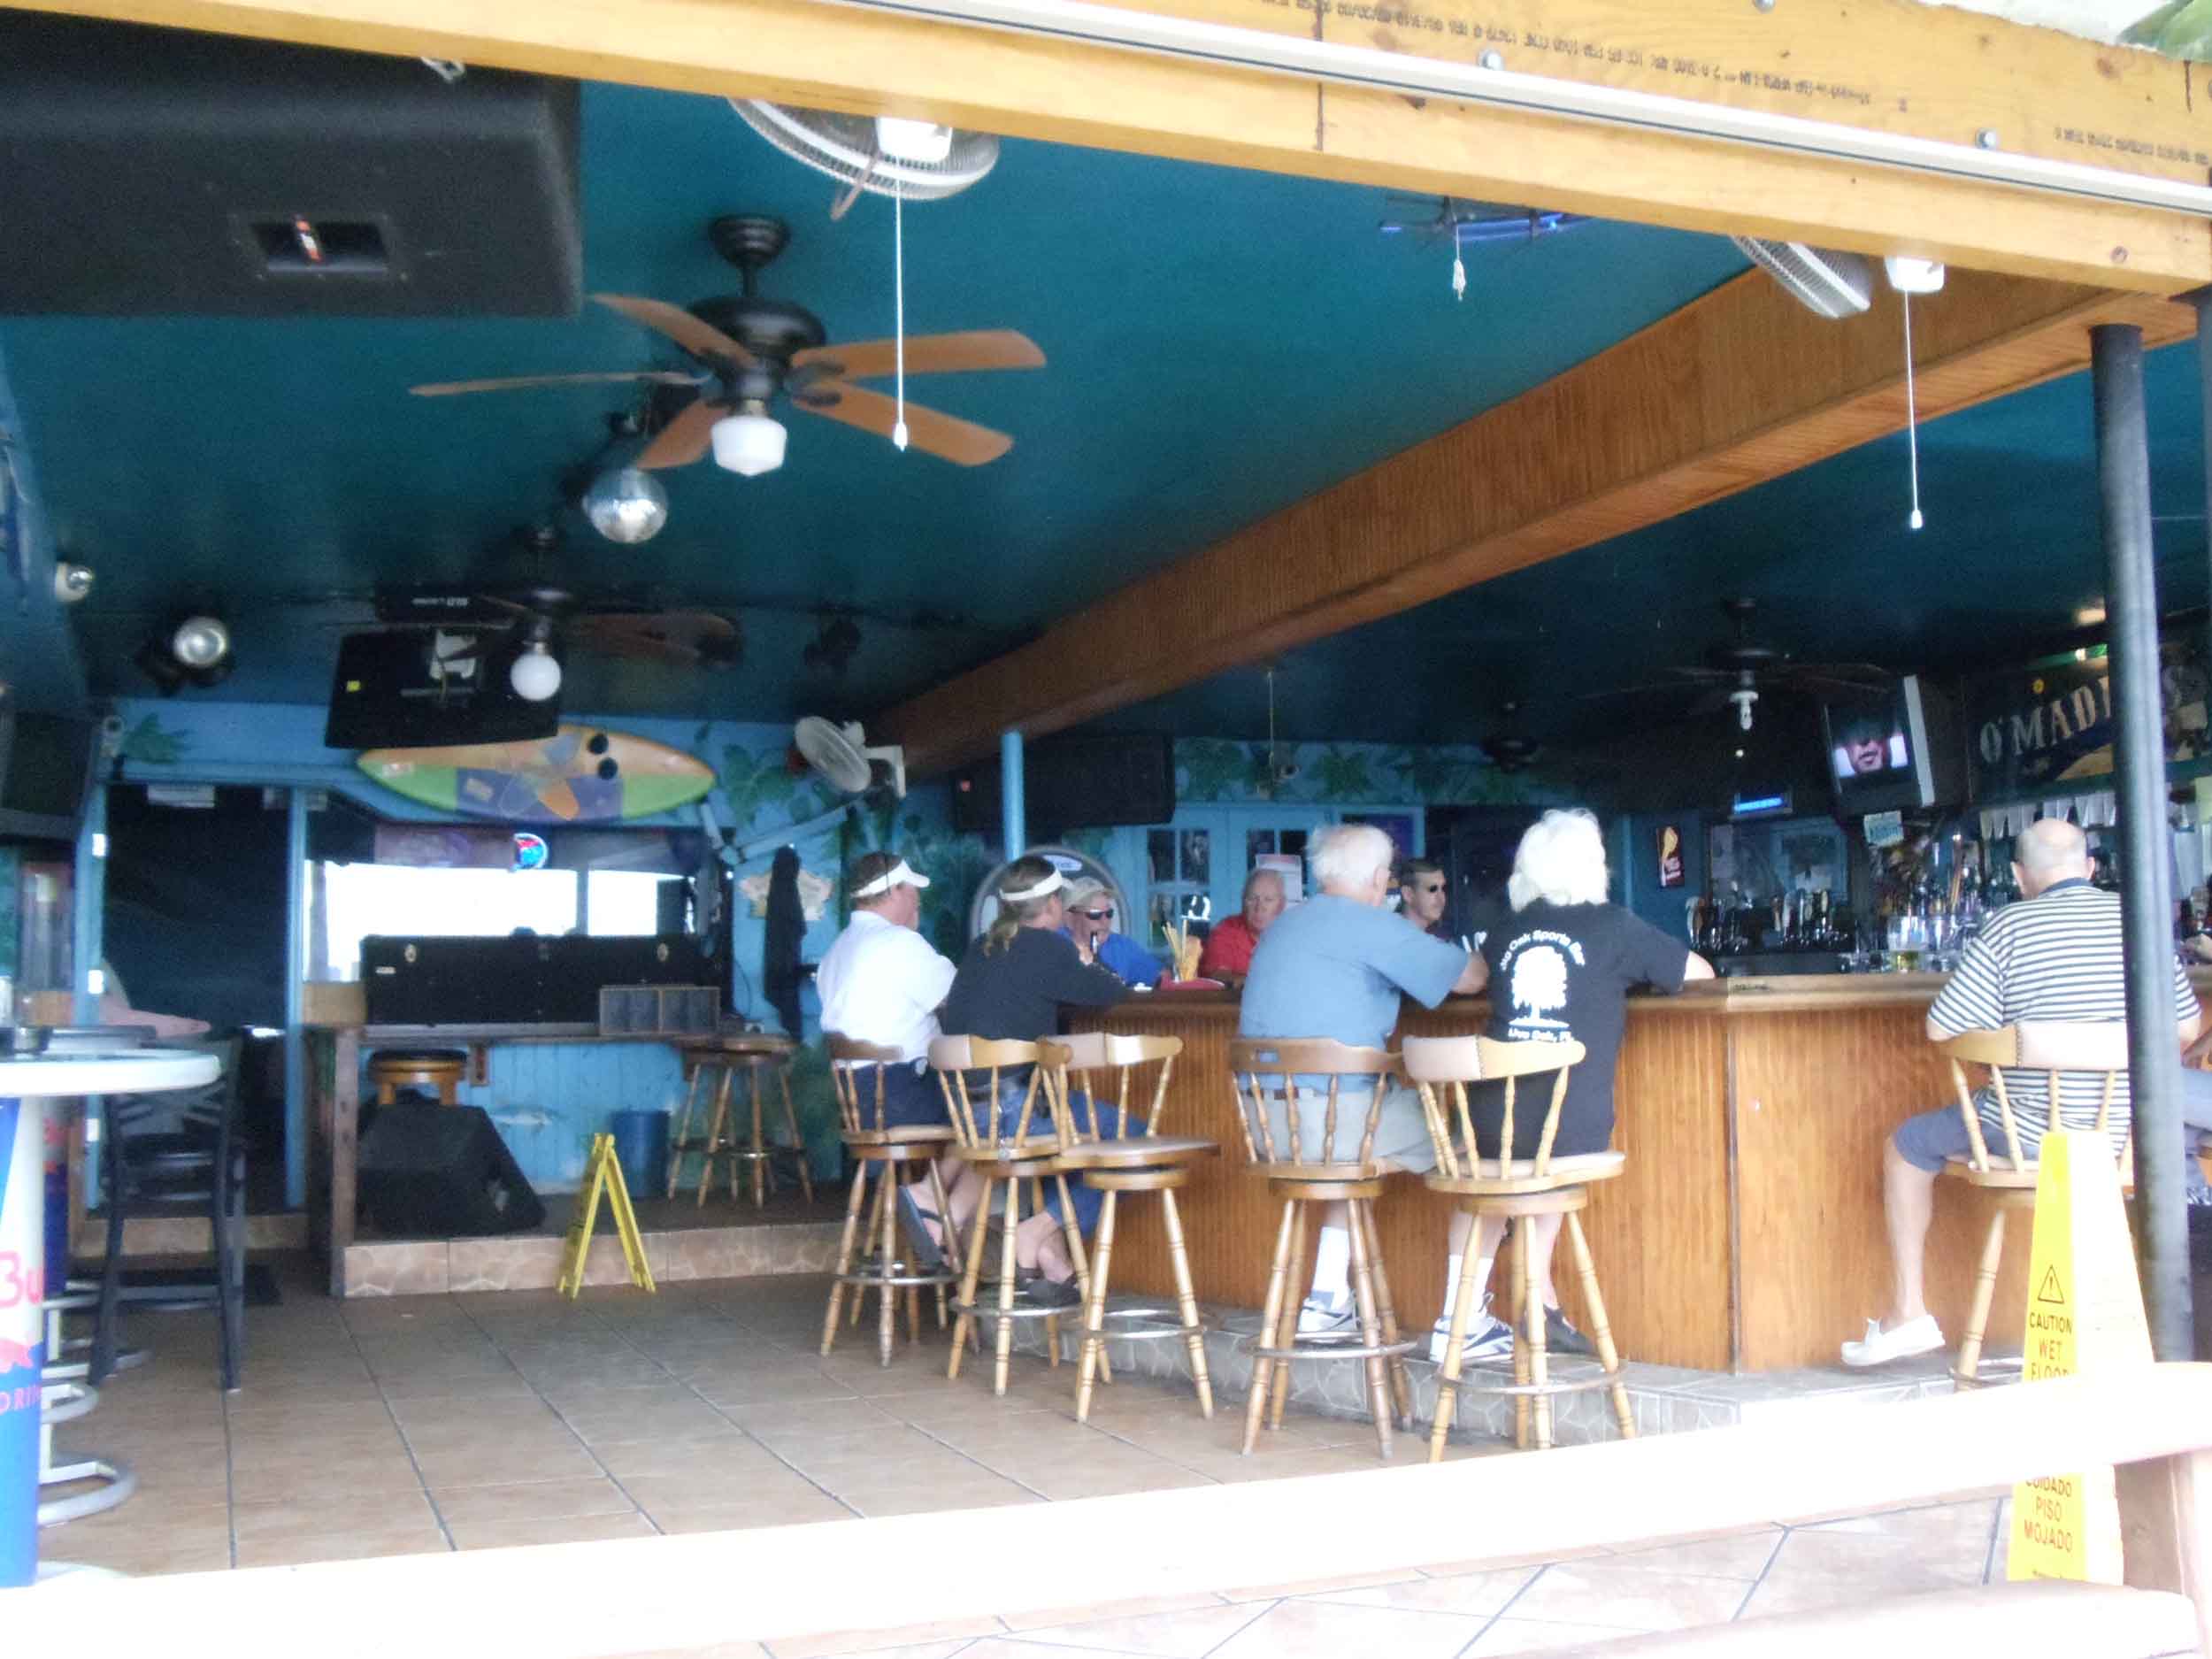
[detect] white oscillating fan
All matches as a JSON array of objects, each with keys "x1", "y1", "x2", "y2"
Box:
[
  {"x1": 1730, "y1": 237, "x2": 1874, "y2": 319},
  {"x1": 732, "y1": 102, "x2": 1000, "y2": 210},
  {"x1": 794, "y1": 716, "x2": 907, "y2": 799}
]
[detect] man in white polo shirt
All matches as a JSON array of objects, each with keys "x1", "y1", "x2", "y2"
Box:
[
  {"x1": 817, "y1": 851, "x2": 962, "y2": 1258},
  {"x1": 1843, "y1": 818, "x2": 2202, "y2": 1366}
]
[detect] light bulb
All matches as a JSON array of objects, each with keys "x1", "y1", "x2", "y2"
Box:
[
  {"x1": 583, "y1": 466, "x2": 669, "y2": 544},
  {"x1": 710, "y1": 410, "x2": 787, "y2": 477},
  {"x1": 509, "y1": 641, "x2": 561, "y2": 703},
  {"x1": 172, "y1": 616, "x2": 230, "y2": 669}
]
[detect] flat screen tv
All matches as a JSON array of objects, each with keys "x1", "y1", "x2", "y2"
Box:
[
  {"x1": 1821, "y1": 674, "x2": 1965, "y2": 815},
  {"x1": 950, "y1": 734, "x2": 1176, "y2": 834},
  {"x1": 0, "y1": 709, "x2": 99, "y2": 841}
]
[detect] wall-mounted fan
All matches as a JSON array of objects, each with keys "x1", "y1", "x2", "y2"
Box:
[
  {"x1": 794, "y1": 715, "x2": 907, "y2": 799},
  {"x1": 1579, "y1": 598, "x2": 1891, "y2": 733},
  {"x1": 1732, "y1": 237, "x2": 1874, "y2": 319},
  {"x1": 732, "y1": 102, "x2": 999, "y2": 214},
  {"x1": 410, "y1": 215, "x2": 1042, "y2": 473}
]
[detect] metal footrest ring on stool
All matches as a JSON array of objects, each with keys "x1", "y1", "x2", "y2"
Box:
[
  {"x1": 1248, "y1": 1334, "x2": 1422, "y2": 1362},
  {"x1": 1445, "y1": 1356, "x2": 1626, "y2": 1398},
  {"x1": 38, "y1": 1380, "x2": 138, "y2": 1526},
  {"x1": 1084, "y1": 1300, "x2": 1208, "y2": 1342}
]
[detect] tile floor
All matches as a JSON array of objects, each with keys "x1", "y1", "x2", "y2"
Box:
[{"x1": 41, "y1": 1266, "x2": 2012, "y2": 1656}]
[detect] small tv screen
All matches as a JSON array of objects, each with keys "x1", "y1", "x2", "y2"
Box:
[{"x1": 1822, "y1": 675, "x2": 1962, "y2": 815}]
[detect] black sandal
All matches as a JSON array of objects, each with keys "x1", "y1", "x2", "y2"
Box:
[{"x1": 896, "y1": 1188, "x2": 948, "y2": 1271}]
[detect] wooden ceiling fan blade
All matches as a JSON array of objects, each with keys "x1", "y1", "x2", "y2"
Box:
[
  {"x1": 409, "y1": 370, "x2": 702, "y2": 397},
  {"x1": 592, "y1": 294, "x2": 757, "y2": 368},
  {"x1": 796, "y1": 381, "x2": 1013, "y2": 466},
  {"x1": 572, "y1": 611, "x2": 741, "y2": 667},
  {"x1": 635, "y1": 399, "x2": 726, "y2": 470},
  {"x1": 792, "y1": 330, "x2": 1046, "y2": 381}
]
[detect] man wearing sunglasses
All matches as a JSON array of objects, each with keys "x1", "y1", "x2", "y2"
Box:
[
  {"x1": 1060, "y1": 876, "x2": 1164, "y2": 988},
  {"x1": 1397, "y1": 857, "x2": 1452, "y2": 940}
]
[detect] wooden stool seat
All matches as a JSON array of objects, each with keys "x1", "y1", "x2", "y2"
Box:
[
  {"x1": 820, "y1": 1036, "x2": 964, "y2": 1369},
  {"x1": 1423, "y1": 1150, "x2": 1626, "y2": 1197},
  {"x1": 665, "y1": 1039, "x2": 813, "y2": 1210},
  {"x1": 1935, "y1": 1022, "x2": 2134, "y2": 1388},
  {"x1": 934, "y1": 1035, "x2": 1108, "y2": 1399},
  {"x1": 368, "y1": 1050, "x2": 465, "y2": 1105},
  {"x1": 1056, "y1": 1134, "x2": 1217, "y2": 1171},
  {"x1": 1405, "y1": 1033, "x2": 1634, "y2": 1460},
  {"x1": 1051, "y1": 1033, "x2": 1214, "y2": 1425},
  {"x1": 1229, "y1": 1039, "x2": 1417, "y2": 1460}
]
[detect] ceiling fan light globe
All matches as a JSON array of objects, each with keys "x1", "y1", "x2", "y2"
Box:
[
  {"x1": 583, "y1": 466, "x2": 670, "y2": 544},
  {"x1": 710, "y1": 411, "x2": 787, "y2": 477},
  {"x1": 510, "y1": 641, "x2": 563, "y2": 703},
  {"x1": 172, "y1": 616, "x2": 231, "y2": 670}
]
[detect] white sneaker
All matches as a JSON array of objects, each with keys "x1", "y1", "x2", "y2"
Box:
[
  {"x1": 1296, "y1": 1294, "x2": 1359, "y2": 1336},
  {"x1": 1840, "y1": 1314, "x2": 1945, "y2": 1368},
  {"x1": 1429, "y1": 1296, "x2": 1514, "y2": 1363}
]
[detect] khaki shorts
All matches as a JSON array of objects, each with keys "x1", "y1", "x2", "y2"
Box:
[{"x1": 1262, "y1": 1084, "x2": 1437, "y2": 1171}]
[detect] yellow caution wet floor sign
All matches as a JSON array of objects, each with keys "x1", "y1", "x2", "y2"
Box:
[
  {"x1": 2007, "y1": 1130, "x2": 2150, "y2": 1583},
  {"x1": 557, "y1": 1133, "x2": 657, "y2": 1299}
]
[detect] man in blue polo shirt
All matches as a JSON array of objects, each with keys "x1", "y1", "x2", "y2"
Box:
[
  {"x1": 1240, "y1": 823, "x2": 1486, "y2": 1333},
  {"x1": 1062, "y1": 877, "x2": 1164, "y2": 988}
]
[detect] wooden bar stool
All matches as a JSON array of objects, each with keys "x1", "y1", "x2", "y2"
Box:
[
  {"x1": 1048, "y1": 1033, "x2": 1218, "y2": 1423},
  {"x1": 1939, "y1": 1021, "x2": 2133, "y2": 1388},
  {"x1": 1226, "y1": 1039, "x2": 1416, "y2": 1460},
  {"x1": 369, "y1": 1049, "x2": 465, "y2": 1105},
  {"x1": 931, "y1": 1034, "x2": 1100, "y2": 1396},
  {"x1": 1402, "y1": 1033, "x2": 1632, "y2": 1458},
  {"x1": 820, "y1": 1035, "x2": 964, "y2": 1366},
  {"x1": 665, "y1": 1035, "x2": 813, "y2": 1209}
]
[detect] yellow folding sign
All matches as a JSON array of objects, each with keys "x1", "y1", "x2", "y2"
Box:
[{"x1": 557, "y1": 1133, "x2": 657, "y2": 1299}]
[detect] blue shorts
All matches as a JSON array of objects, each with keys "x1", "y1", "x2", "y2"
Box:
[{"x1": 1893, "y1": 1107, "x2": 2019, "y2": 1173}]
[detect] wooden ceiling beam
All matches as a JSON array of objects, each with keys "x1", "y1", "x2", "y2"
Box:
[
  {"x1": 874, "y1": 271, "x2": 2193, "y2": 772},
  {"x1": 5, "y1": 0, "x2": 2209, "y2": 292}
]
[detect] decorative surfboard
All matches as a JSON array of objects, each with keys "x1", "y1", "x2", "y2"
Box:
[{"x1": 357, "y1": 725, "x2": 716, "y2": 825}]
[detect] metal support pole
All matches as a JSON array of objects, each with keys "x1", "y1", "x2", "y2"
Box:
[
  {"x1": 1001, "y1": 728, "x2": 1026, "y2": 859},
  {"x1": 70, "y1": 783, "x2": 104, "y2": 1026},
  {"x1": 2094, "y1": 323, "x2": 2192, "y2": 1360},
  {"x1": 283, "y1": 787, "x2": 308, "y2": 1210}
]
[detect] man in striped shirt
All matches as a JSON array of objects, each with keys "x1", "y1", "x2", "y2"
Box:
[{"x1": 1843, "y1": 818, "x2": 2202, "y2": 1368}]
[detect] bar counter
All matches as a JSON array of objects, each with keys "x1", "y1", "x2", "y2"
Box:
[{"x1": 1071, "y1": 973, "x2": 2198, "y2": 1374}]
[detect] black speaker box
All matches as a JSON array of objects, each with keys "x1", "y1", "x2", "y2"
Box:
[
  {"x1": 364, "y1": 934, "x2": 713, "y2": 1025},
  {"x1": 0, "y1": 15, "x2": 581, "y2": 316},
  {"x1": 358, "y1": 1102, "x2": 546, "y2": 1236}
]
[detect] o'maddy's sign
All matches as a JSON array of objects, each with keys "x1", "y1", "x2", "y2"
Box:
[{"x1": 1969, "y1": 641, "x2": 2209, "y2": 797}]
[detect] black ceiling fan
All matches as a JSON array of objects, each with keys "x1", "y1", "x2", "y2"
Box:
[
  {"x1": 1580, "y1": 598, "x2": 1892, "y2": 733},
  {"x1": 409, "y1": 214, "x2": 1044, "y2": 472},
  {"x1": 1480, "y1": 701, "x2": 1542, "y2": 773}
]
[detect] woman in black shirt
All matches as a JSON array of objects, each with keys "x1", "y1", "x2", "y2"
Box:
[{"x1": 938, "y1": 856, "x2": 1131, "y2": 1302}]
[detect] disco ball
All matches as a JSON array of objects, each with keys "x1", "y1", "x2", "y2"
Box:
[{"x1": 583, "y1": 466, "x2": 669, "y2": 544}]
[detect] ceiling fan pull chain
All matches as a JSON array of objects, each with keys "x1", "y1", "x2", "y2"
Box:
[
  {"x1": 1902, "y1": 290, "x2": 1924, "y2": 531},
  {"x1": 1450, "y1": 233, "x2": 1467, "y2": 302},
  {"x1": 892, "y1": 188, "x2": 910, "y2": 452}
]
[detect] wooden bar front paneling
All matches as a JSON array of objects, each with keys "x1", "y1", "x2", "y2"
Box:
[{"x1": 1072, "y1": 973, "x2": 2099, "y2": 1374}]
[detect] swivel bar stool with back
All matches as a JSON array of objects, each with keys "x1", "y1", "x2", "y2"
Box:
[
  {"x1": 1937, "y1": 1021, "x2": 2132, "y2": 1388},
  {"x1": 819, "y1": 1034, "x2": 964, "y2": 1367},
  {"x1": 1402, "y1": 1033, "x2": 1633, "y2": 1457},
  {"x1": 931, "y1": 1034, "x2": 1101, "y2": 1396},
  {"x1": 1225, "y1": 1039, "x2": 1416, "y2": 1460},
  {"x1": 1047, "y1": 1033, "x2": 1218, "y2": 1423}
]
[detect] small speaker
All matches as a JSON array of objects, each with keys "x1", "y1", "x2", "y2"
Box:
[
  {"x1": 358, "y1": 1102, "x2": 546, "y2": 1236},
  {"x1": 0, "y1": 15, "x2": 581, "y2": 317}
]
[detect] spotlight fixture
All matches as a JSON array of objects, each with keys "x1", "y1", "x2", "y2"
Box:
[
  {"x1": 710, "y1": 402, "x2": 787, "y2": 477},
  {"x1": 803, "y1": 613, "x2": 864, "y2": 678},
  {"x1": 52, "y1": 562, "x2": 93, "y2": 604},
  {"x1": 135, "y1": 612, "x2": 234, "y2": 695},
  {"x1": 582, "y1": 465, "x2": 670, "y2": 544}
]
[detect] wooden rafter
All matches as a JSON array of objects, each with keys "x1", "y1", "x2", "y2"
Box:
[
  {"x1": 875, "y1": 271, "x2": 2192, "y2": 772},
  {"x1": 3, "y1": 0, "x2": 2208, "y2": 290}
]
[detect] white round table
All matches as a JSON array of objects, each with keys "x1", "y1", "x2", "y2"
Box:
[{"x1": 0, "y1": 1048, "x2": 217, "y2": 1588}]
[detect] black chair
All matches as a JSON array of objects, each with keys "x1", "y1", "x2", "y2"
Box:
[{"x1": 90, "y1": 1033, "x2": 247, "y2": 1392}]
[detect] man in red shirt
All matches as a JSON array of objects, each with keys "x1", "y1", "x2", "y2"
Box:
[{"x1": 1198, "y1": 866, "x2": 1287, "y2": 987}]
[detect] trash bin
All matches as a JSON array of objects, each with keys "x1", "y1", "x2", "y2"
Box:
[{"x1": 610, "y1": 1109, "x2": 670, "y2": 1200}]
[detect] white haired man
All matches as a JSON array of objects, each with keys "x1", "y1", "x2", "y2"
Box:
[
  {"x1": 1456, "y1": 808, "x2": 1711, "y2": 1360},
  {"x1": 1240, "y1": 823, "x2": 1488, "y2": 1337},
  {"x1": 1844, "y1": 817, "x2": 2200, "y2": 1366}
]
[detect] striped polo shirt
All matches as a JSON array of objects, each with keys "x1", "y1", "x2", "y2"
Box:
[{"x1": 1928, "y1": 878, "x2": 2200, "y2": 1157}]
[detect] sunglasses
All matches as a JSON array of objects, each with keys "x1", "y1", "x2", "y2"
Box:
[
  {"x1": 1412, "y1": 882, "x2": 1446, "y2": 895},
  {"x1": 1077, "y1": 908, "x2": 1114, "y2": 921}
]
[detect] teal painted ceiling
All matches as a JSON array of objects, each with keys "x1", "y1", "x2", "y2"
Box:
[
  {"x1": 0, "y1": 78, "x2": 1748, "y2": 722},
  {"x1": 1105, "y1": 337, "x2": 2212, "y2": 750}
]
